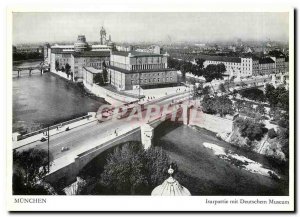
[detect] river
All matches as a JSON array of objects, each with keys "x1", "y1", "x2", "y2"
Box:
[
  {"x1": 154, "y1": 123, "x2": 288, "y2": 196},
  {"x1": 13, "y1": 61, "x2": 107, "y2": 134}
]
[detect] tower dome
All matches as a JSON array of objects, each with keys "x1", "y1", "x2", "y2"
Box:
[
  {"x1": 151, "y1": 166, "x2": 191, "y2": 196},
  {"x1": 74, "y1": 35, "x2": 88, "y2": 52}
]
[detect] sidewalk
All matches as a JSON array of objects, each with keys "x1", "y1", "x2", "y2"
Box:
[
  {"x1": 49, "y1": 123, "x2": 140, "y2": 174},
  {"x1": 13, "y1": 113, "x2": 98, "y2": 149}
]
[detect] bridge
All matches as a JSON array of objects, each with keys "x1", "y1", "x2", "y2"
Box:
[
  {"x1": 13, "y1": 64, "x2": 50, "y2": 77},
  {"x1": 13, "y1": 91, "x2": 193, "y2": 187}
]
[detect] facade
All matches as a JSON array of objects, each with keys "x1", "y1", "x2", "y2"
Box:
[
  {"x1": 71, "y1": 51, "x2": 110, "y2": 81},
  {"x1": 258, "y1": 57, "x2": 276, "y2": 75},
  {"x1": 108, "y1": 51, "x2": 177, "y2": 90},
  {"x1": 201, "y1": 55, "x2": 258, "y2": 78},
  {"x1": 82, "y1": 66, "x2": 102, "y2": 86},
  {"x1": 270, "y1": 56, "x2": 286, "y2": 74},
  {"x1": 47, "y1": 27, "x2": 113, "y2": 82},
  {"x1": 285, "y1": 57, "x2": 289, "y2": 72}
]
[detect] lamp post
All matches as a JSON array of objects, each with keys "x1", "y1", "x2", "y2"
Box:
[{"x1": 47, "y1": 126, "x2": 50, "y2": 172}]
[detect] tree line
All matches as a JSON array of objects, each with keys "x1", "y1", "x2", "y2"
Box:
[
  {"x1": 168, "y1": 58, "x2": 226, "y2": 82},
  {"x1": 13, "y1": 52, "x2": 43, "y2": 62}
]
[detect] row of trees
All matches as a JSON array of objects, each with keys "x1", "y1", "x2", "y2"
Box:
[
  {"x1": 13, "y1": 52, "x2": 43, "y2": 61},
  {"x1": 168, "y1": 58, "x2": 226, "y2": 82}
]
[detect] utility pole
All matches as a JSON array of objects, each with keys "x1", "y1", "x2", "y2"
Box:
[
  {"x1": 139, "y1": 72, "x2": 141, "y2": 100},
  {"x1": 47, "y1": 126, "x2": 50, "y2": 172}
]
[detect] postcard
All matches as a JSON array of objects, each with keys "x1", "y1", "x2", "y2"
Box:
[{"x1": 6, "y1": 6, "x2": 295, "y2": 212}]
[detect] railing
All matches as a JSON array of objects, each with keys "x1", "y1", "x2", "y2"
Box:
[{"x1": 18, "y1": 114, "x2": 92, "y2": 140}]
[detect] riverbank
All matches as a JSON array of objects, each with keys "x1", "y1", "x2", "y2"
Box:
[{"x1": 13, "y1": 58, "x2": 43, "y2": 65}]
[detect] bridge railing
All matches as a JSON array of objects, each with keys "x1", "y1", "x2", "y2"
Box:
[{"x1": 18, "y1": 114, "x2": 92, "y2": 140}]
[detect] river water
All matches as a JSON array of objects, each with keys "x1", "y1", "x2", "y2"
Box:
[
  {"x1": 154, "y1": 123, "x2": 288, "y2": 196},
  {"x1": 13, "y1": 61, "x2": 107, "y2": 133}
]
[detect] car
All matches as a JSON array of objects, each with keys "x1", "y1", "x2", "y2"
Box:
[
  {"x1": 61, "y1": 147, "x2": 69, "y2": 152},
  {"x1": 40, "y1": 137, "x2": 47, "y2": 142}
]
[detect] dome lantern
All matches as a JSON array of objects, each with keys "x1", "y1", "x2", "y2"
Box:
[{"x1": 151, "y1": 165, "x2": 191, "y2": 196}]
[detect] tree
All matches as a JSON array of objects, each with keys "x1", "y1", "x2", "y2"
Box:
[
  {"x1": 203, "y1": 64, "x2": 226, "y2": 82},
  {"x1": 201, "y1": 95, "x2": 234, "y2": 117},
  {"x1": 93, "y1": 73, "x2": 104, "y2": 86},
  {"x1": 216, "y1": 96, "x2": 234, "y2": 117},
  {"x1": 219, "y1": 83, "x2": 226, "y2": 94},
  {"x1": 240, "y1": 88, "x2": 266, "y2": 102},
  {"x1": 256, "y1": 104, "x2": 266, "y2": 115},
  {"x1": 268, "y1": 128, "x2": 277, "y2": 139},
  {"x1": 55, "y1": 60, "x2": 59, "y2": 71},
  {"x1": 99, "y1": 142, "x2": 170, "y2": 195},
  {"x1": 195, "y1": 58, "x2": 205, "y2": 69},
  {"x1": 65, "y1": 63, "x2": 71, "y2": 77},
  {"x1": 234, "y1": 117, "x2": 267, "y2": 141},
  {"x1": 143, "y1": 147, "x2": 170, "y2": 189},
  {"x1": 100, "y1": 142, "x2": 147, "y2": 195},
  {"x1": 202, "y1": 86, "x2": 211, "y2": 95},
  {"x1": 13, "y1": 149, "x2": 53, "y2": 195},
  {"x1": 102, "y1": 68, "x2": 108, "y2": 83},
  {"x1": 265, "y1": 84, "x2": 289, "y2": 111}
]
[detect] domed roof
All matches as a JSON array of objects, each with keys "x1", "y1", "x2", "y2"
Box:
[{"x1": 151, "y1": 166, "x2": 191, "y2": 196}]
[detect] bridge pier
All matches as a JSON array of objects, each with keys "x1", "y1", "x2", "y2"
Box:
[
  {"x1": 141, "y1": 124, "x2": 153, "y2": 150},
  {"x1": 182, "y1": 104, "x2": 191, "y2": 125}
]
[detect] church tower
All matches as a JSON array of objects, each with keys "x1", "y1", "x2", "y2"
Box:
[{"x1": 100, "y1": 26, "x2": 107, "y2": 45}]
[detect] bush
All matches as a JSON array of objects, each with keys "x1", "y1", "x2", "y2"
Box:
[
  {"x1": 235, "y1": 117, "x2": 268, "y2": 141},
  {"x1": 268, "y1": 128, "x2": 277, "y2": 139},
  {"x1": 240, "y1": 88, "x2": 266, "y2": 102}
]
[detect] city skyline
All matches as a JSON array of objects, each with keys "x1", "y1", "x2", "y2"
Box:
[{"x1": 13, "y1": 12, "x2": 289, "y2": 45}]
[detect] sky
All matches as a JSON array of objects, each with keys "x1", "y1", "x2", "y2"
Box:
[{"x1": 13, "y1": 12, "x2": 289, "y2": 44}]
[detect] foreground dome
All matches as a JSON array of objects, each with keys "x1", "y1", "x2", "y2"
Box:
[{"x1": 151, "y1": 166, "x2": 191, "y2": 196}]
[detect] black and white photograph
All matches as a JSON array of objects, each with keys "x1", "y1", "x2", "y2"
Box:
[{"x1": 6, "y1": 6, "x2": 295, "y2": 212}]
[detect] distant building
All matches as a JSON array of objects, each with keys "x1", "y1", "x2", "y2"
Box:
[
  {"x1": 108, "y1": 51, "x2": 177, "y2": 90},
  {"x1": 198, "y1": 55, "x2": 259, "y2": 78},
  {"x1": 270, "y1": 55, "x2": 286, "y2": 74},
  {"x1": 258, "y1": 57, "x2": 276, "y2": 75},
  {"x1": 285, "y1": 56, "x2": 289, "y2": 72},
  {"x1": 46, "y1": 27, "x2": 113, "y2": 82}
]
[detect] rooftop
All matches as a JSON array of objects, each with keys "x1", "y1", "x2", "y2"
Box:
[
  {"x1": 112, "y1": 50, "x2": 163, "y2": 57},
  {"x1": 196, "y1": 54, "x2": 241, "y2": 63},
  {"x1": 259, "y1": 57, "x2": 275, "y2": 64},
  {"x1": 72, "y1": 51, "x2": 111, "y2": 58}
]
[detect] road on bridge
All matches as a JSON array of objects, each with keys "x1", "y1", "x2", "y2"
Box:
[{"x1": 15, "y1": 91, "x2": 192, "y2": 163}]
